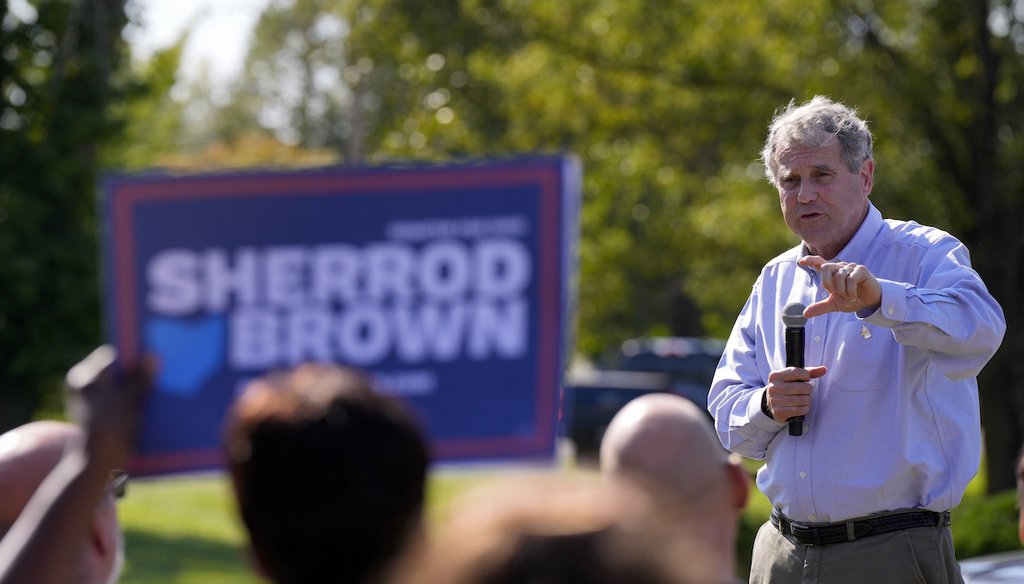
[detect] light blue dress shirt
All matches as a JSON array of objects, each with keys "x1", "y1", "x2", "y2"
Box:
[{"x1": 708, "y1": 204, "x2": 1006, "y2": 523}]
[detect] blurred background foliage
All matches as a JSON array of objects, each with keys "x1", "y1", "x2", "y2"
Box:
[{"x1": 2, "y1": 0, "x2": 1024, "y2": 491}]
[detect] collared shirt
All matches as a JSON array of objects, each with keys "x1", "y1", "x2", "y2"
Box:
[{"x1": 708, "y1": 204, "x2": 1005, "y2": 523}]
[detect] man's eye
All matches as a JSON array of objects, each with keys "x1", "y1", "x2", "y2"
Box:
[{"x1": 782, "y1": 177, "x2": 799, "y2": 187}]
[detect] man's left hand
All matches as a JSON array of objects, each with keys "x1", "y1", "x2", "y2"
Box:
[{"x1": 799, "y1": 256, "x2": 882, "y2": 318}]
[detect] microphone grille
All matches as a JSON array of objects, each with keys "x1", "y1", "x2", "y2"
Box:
[{"x1": 782, "y1": 302, "x2": 807, "y2": 327}]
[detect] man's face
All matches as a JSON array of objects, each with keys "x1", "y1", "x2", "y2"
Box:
[{"x1": 776, "y1": 137, "x2": 873, "y2": 259}]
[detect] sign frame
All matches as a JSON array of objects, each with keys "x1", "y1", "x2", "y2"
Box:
[{"x1": 102, "y1": 155, "x2": 580, "y2": 475}]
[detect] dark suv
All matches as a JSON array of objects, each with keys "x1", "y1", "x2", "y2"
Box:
[{"x1": 562, "y1": 337, "x2": 725, "y2": 461}]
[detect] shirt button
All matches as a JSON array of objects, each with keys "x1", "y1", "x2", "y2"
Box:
[
  {"x1": 887, "y1": 306, "x2": 895, "y2": 316},
  {"x1": 799, "y1": 471, "x2": 807, "y2": 479},
  {"x1": 814, "y1": 336, "x2": 821, "y2": 343}
]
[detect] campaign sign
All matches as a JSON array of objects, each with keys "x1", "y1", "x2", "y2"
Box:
[{"x1": 102, "y1": 156, "x2": 580, "y2": 475}]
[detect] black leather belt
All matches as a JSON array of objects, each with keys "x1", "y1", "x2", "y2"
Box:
[{"x1": 770, "y1": 508, "x2": 951, "y2": 547}]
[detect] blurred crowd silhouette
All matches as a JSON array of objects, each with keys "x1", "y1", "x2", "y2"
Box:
[
  {"x1": 0, "y1": 347, "x2": 743, "y2": 584},
  {"x1": 3, "y1": 340, "x2": 1018, "y2": 584}
]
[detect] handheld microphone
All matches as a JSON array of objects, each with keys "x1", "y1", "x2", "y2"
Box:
[{"x1": 781, "y1": 302, "x2": 807, "y2": 436}]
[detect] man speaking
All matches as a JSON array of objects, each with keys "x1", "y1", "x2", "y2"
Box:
[{"x1": 708, "y1": 96, "x2": 1005, "y2": 583}]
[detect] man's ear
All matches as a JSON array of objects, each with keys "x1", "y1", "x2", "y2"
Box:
[
  {"x1": 860, "y1": 158, "x2": 875, "y2": 195},
  {"x1": 726, "y1": 460, "x2": 749, "y2": 511}
]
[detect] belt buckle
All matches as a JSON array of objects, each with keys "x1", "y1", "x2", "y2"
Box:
[{"x1": 788, "y1": 521, "x2": 818, "y2": 546}]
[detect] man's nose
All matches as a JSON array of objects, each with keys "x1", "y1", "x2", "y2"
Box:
[{"x1": 797, "y1": 181, "x2": 817, "y2": 203}]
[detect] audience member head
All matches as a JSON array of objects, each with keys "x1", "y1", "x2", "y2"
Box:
[
  {"x1": 224, "y1": 363, "x2": 430, "y2": 584},
  {"x1": 600, "y1": 393, "x2": 747, "y2": 579},
  {"x1": 397, "y1": 473, "x2": 716, "y2": 584},
  {"x1": 0, "y1": 421, "x2": 124, "y2": 584}
]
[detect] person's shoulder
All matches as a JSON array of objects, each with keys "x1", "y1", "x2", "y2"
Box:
[
  {"x1": 763, "y1": 243, "x2": 804, "y2": 270},
  {"x1": 881, "y1": 217, "x2": 962, "y2": 249}
]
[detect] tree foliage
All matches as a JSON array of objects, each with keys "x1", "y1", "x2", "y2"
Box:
[
  {"x1": 102, "y1": 34, "x2": 186, "y2": 170},
  {"x1": 217, "y1": 0, "x2": 352, "y2": 155},
  {"x1": 0, "y1": 0, "x2": 133, "y2": 428},
  {"x1": 6, "y1": 0, "x2": 1024, "y2": 491},
  {"x1": 210, "y1": 0, "x2": 1024, "y2": 491}
]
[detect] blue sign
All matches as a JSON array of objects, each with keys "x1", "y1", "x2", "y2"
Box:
[{"x1": 102, "y1": 156, "x2": 580, "y2": 475}]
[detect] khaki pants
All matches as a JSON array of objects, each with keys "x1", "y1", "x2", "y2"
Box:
[{"x1": 749, "y1": 520, "x2": 964, "y2": 584}]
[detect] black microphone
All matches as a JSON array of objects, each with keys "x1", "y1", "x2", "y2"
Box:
[{"x1": 782, "y1": 302, "x2": 807, "y2": 436}]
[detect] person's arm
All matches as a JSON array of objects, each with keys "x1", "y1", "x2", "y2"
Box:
[
  {"x1": 801, "y1": 237, "x2": 1005, "y2": 380},
  {"x1": 0, "y1": 346, "x2": 150, "y2": 584},
  {"x1": 708, "y1": 286, "x2": 790, "y2": 460},
  {"x1": 866, "y1": 241, "x2": 1004, "y2": 379}
]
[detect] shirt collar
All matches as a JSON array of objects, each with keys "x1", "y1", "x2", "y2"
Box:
[{"x1": 836, "y1": 203, "x2": 884, "y2": 264}]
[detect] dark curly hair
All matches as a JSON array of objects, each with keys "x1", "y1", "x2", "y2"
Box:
[{"x1": 224, "y1": 363, "x2": 430, "y2": 584}]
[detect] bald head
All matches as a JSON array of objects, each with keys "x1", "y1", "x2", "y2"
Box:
[
  {"x1": 600, "y1": 394, "x2": 731, "y2": 503},
  {"x1": 599, "y1": 394, "x2": 747, "y2": 581},
  {"x1": 0, "y1": 421, "x2": 80, "y2": 536}
]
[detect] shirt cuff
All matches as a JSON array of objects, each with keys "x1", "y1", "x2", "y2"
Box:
[
  {"x1": 747, "y1": 387, "x2": 785, "y2": 430},
  {"x1": 859, "y1": 279, "x2": 908, "y2": 327}
]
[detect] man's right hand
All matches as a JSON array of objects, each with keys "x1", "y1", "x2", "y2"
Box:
[{"x1": 764, "y1": 366, "x2": 827, "y2": 422}]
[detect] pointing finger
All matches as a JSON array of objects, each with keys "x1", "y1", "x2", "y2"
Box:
[{"x1": 798, "y1": 255, "x2": 826, "y2": 270}]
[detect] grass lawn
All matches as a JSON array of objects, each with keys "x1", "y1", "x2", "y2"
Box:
[
  {"x1": 117, "y1": 468, "x2": 514, "y2": 583},
  {"x1": 116, "y1": 457, "x2": 1008, "y2": 583},
  {"x1": 117, "y1": 474, "x2": 254, "y2": 584}
]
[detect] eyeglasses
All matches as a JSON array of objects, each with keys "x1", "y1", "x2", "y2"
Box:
[{"x1": 108, "y1": 470, "x2": 129, "y2": 500}]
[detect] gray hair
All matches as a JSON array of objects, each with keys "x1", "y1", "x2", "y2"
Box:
[{"x1": 761, "y1": 96, "x2": 874, "y2": 188}]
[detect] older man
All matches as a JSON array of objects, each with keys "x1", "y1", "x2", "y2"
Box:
[
  {"x1": 601, "y1": 393, "x2": 748, "y2": 583},
  {"x1": 708, "y1": 96, "x2": 1005, "y2": 583}
]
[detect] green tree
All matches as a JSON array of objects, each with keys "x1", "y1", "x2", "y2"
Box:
[
  {"x1": 217, "y1": 0, "x2": 352, "y2": 156},
  {"x1": 210, "y1": 0, "x2": 1024, "y2": 490},
  {"x1": 338, "y1": 0, "x2": 804, "y2": 353},
  {"x1": 0, "y1": 0, "x2": 132, "y2": 429},
  {"x1": 340, "y1": 0, "x2": 1024, "y2": 493},
  {"x1": 103, "y1": 36, "x2": 187, "y2": 170}
]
